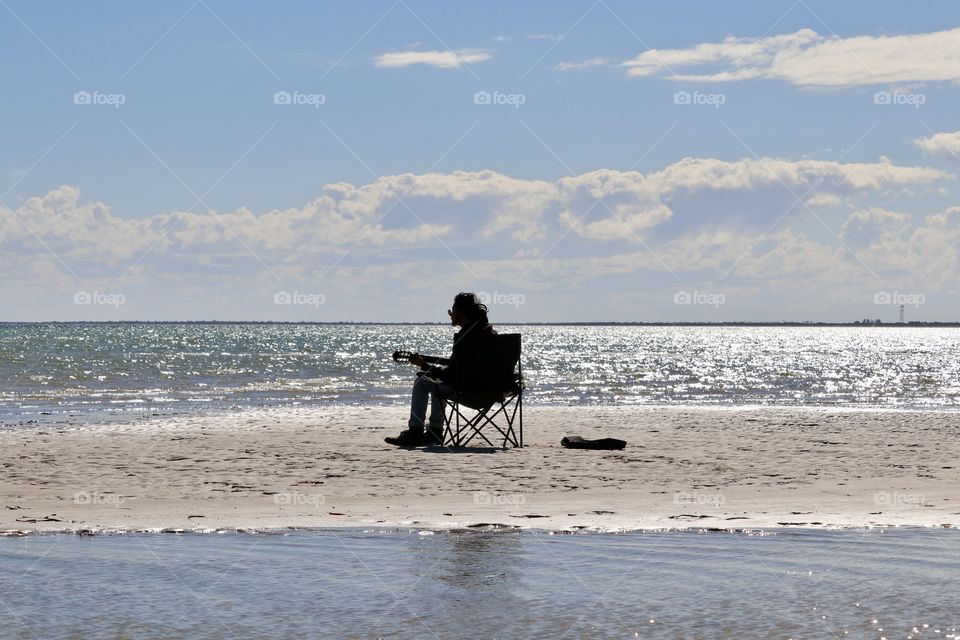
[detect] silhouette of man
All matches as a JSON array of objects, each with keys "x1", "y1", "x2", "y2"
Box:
[{"x1": 386, "y1": 292, "x2": 497, "y2": 447}]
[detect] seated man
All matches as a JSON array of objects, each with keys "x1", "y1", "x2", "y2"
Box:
[{"x1": 385, "y1": 292, "x2": 497, "y2": 447}]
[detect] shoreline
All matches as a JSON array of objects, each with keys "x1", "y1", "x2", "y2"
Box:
[
  {"x1": 2, "y1": 524, "x2": 955, "y2": 537},
  {"x1": 5, "y1": 320, "x2": 960, "y2": 327},
  {"x1": 6, "y1": 399, "x2": 960, "y2": 432},
  {"x1": 3, "y1": 405, "x2": 958, "y2": 535}
]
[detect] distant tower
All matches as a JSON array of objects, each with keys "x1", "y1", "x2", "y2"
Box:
[{"x1": 900, "y1": 304, "x2": 905, "y2": 324}]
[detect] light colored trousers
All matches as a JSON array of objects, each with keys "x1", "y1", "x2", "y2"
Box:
[{"x1": 409, "y1": 374, "x2": 453, "y2": 429}]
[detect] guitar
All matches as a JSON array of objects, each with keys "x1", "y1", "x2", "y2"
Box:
[{"x1": 392, "y1": 350, "x2": 449, "y2": 366}]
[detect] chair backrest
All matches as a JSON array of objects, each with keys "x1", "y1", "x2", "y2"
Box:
[
  {"x1": 495, "y1": 333, "x2": 522, "y2": 389},
  {"x1": 455, "y1": 333, "x2": 521, "y2": 392}
]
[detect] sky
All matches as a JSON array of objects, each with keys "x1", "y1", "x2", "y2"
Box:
[{"x1": 2, "y1": 0, "x2": 960, "y2": 322}]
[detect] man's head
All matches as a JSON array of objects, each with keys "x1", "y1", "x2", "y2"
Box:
[{"x1": 447, "y1": 292, "x2": 489, "y2": 327}]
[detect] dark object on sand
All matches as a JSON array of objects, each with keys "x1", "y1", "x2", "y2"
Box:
[{"x1": 561, "y1": 436, "x2": 626, "y2": 450}]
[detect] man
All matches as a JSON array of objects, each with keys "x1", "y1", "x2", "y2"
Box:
[{"x1": 385, "y1": 292, "x2": 497, "y2": 447}]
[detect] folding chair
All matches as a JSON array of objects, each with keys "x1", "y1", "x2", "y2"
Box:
[{"x1": 442, "y1": 333, "x2": 523, "y2": 448}]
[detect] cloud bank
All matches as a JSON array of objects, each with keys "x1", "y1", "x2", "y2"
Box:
[{"x1": 2, "y1": 158, "x2": 949, "y2": 287}]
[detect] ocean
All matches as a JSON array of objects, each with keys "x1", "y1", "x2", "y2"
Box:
[{"x1": 2, "y1": 323, "x2": 960, "y2": 427}]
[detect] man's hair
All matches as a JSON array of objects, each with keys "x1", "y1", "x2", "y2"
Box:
[{"x1": 453, "y1": 292, "x2": 489, "y2": 324}]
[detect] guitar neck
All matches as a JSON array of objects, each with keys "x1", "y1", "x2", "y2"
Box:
[{"x1": 393, "y1": 350, "x2": 449, "y2": 365}]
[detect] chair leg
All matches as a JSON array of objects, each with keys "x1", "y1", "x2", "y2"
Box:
[
  {"x1": 444, "y1": 400, "x2": 466, "y2": 447},
  {"x1": 443, "y1": 398, "x2": 485, "y2": 447},
  {"x1": 442, "y1": 392, "x2": 524, "y2": 449},
  {"x1": 497, "y1": 399, "x2": 514, "y2": 448},
  {"x1": 442, "y1": 401, "x2": 454, "y2": 447},
  {"x1": 461, "y1": 403, "x2": 513, "y2": 448},
  {"x1": 518, "y1": 391, "x2": 523, "y2": 447},
  {"x1": 461, "y1": 414, "x2": 496, "y2": 447},
  {"x1": 454, "y1": 403, "x2": 496, "y2": 447},
  {"x1": 501, "y1": 394, "x2": 521, "y2": 448}
]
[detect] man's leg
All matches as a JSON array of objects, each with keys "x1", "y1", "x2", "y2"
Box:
[
  {"x1": 396, "y1": 375, "x2": 454, "y2": 446},
  {"x1": 408, "y1": 374, "x2": 433, "y2": 431},
  {"x1": 426, "y1": 382, "x2": 454, "y2": 444},
  {"x1": 387, "y1": 375, "x2": 437, "y2": 446}
]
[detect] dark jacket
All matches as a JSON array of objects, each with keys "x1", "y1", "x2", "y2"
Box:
[{"x1": 428, "y1": 320, "x2": 497, "y2": 387}]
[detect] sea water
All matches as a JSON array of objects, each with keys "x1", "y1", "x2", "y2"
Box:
[
  {"x1": 2, "y1": 323, "x2": 960, "y2": 426},
  {"x1": 1, "y1": 528, "x2": 958, "y2": 639}
]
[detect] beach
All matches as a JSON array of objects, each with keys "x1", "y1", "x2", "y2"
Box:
[
  {"x1": 4, "y1": 324, "x2": 960, "y2": 637},
  {"x1": 4, "y1": 405, "x2": 958, "y2": 534}
]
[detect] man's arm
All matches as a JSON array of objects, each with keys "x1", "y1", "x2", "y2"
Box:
[
  {"x1": 411, "y1": 354, "x2": 451, "y2": 381},
  {"x1": 411, "y1": 354, "x2": 451, "y2": 368}
]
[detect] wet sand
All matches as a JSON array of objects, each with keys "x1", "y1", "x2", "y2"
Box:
[{"x1": 2, "y1": 406, "x2": 958, "y2": 533}]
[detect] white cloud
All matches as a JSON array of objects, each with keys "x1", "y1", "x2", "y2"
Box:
[
  {"x1": 559, "y1": 203, "x2": 673, "y2": 241},
  {"x1": 497, "y1": 200, "x2": 960, "y2": 296},
  {"x1": 624, "y1": 30, "x2": 819, "y2": 79},
  {"x1": 527, "y1": 34, "x2": 563, "y2": 42},
  {"x1": 2, "y1": 186, "x2": 154, "y2": 264},
  {"x1": 0, "y1": 182, "x2": 459, "y2": 274},
  {"x1": 839, "y1": 207, "x2": 911, "y2": 248},
  {"x1": 374, "y1": 49, "x2": 490, "y2": 69},
  {"x1": 549, "y1": 158, "x2": 947, "y2": 242},
  {"x1": 556, "y1": 57, "x2": 609, "y2": 71},
  {"x1": 834, "y1": 205, "x2": 960, "y2": 283},
  {"x1": 622, "y1": 27, "x2": 960, "y2": 87},
  {"x1": 915, "y1": 130, "x2": 960, "y2": 158},
  {"x1": 805, "y1": 192, "x2": 844, "y2": 208}
]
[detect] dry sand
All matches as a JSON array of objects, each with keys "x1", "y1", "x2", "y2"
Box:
[{"x1": 2, "y1": 405, "x2": 959, "y2": 534}]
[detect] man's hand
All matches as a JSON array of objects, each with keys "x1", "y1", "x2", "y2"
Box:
[{"x1": 411, "y1": 353, "x2": 425, "y2": 367}]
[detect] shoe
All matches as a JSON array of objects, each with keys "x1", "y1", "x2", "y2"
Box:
[
  {"x1": 425, "y1": 426, "x2": 445, "y2": 446},
  {"x1": 384, "y1": 428, "x2": 425, "y2": 447}
]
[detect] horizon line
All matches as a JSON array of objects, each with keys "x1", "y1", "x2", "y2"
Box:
[{"x1": 1, "y1": 320, "x2": 958, "y2": 327}]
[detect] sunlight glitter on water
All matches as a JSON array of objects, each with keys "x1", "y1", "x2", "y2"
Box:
[{"x1": 2, "y1": 324, "x2": 960, "y2": 422}]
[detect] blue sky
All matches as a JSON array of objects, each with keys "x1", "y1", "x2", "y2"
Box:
[{"x1": 2, "y1": 1, "x2": 960, "y2": 321}]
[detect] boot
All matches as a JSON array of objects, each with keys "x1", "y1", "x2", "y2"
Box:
[
  {"x1": 384, "y1": 428, "x2": 425, "y2": 447},
  {"x1": 426, "y1": 424, "x2": 445, "y2": 446}
]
